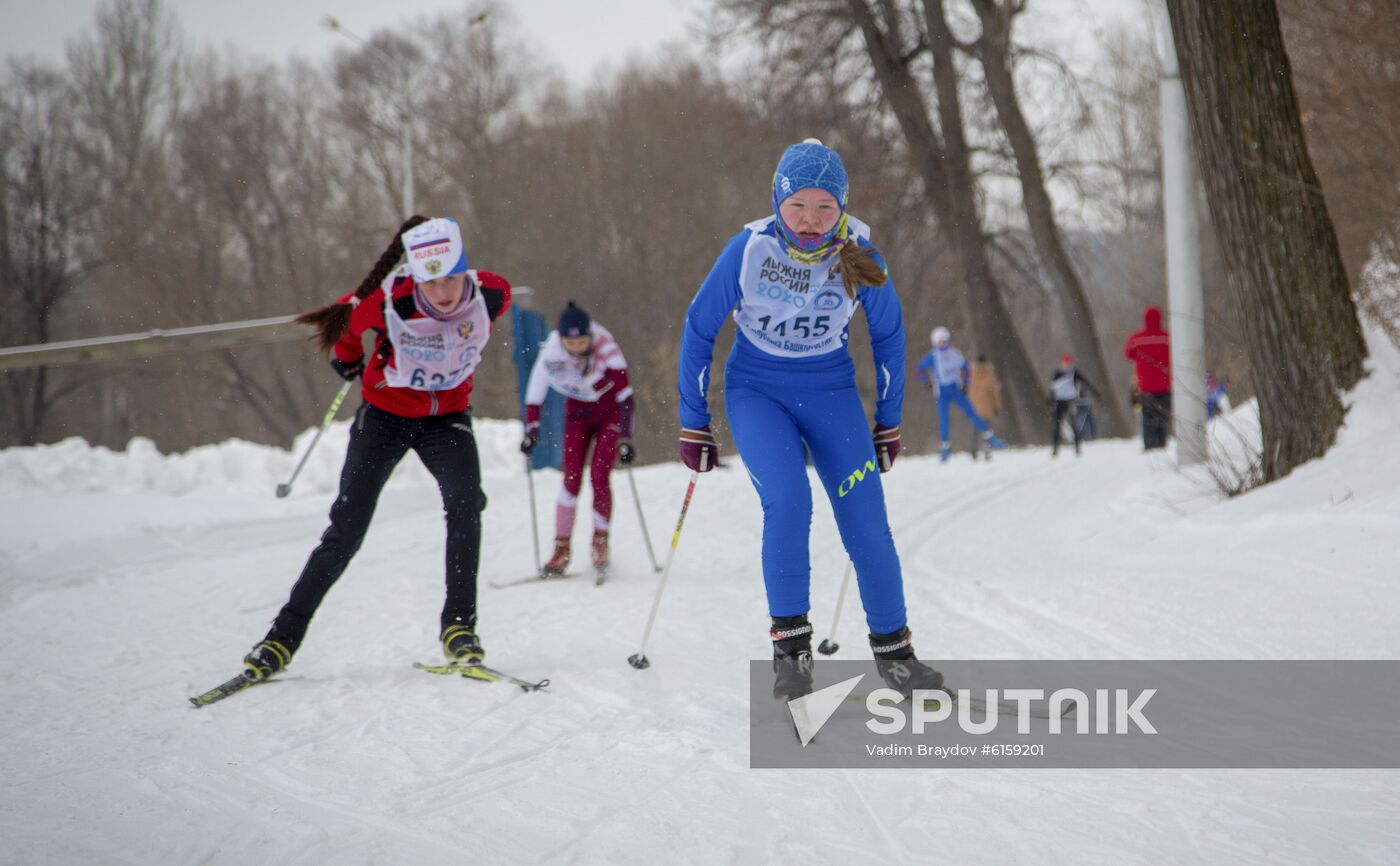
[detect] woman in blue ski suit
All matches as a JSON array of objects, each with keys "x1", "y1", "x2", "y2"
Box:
[{"x1": 676, "y1": 139, "x2": 946, "y2": 700}]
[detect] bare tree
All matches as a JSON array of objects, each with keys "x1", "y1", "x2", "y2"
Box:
[
  {"x1": 169, "y1": 55, "x2": 353, "y2": 442},
  {"x1": 963, "y1": 0, "x2": 1129, "y2": 434},
  {"x1": 1165, "y1": 0, "x2": 1366, "y2": 482},
  {"x1": 325, "y1": 30, "x2": 427, "y2": 225},
  {"x1": 66, "y1": 0, "x2": 182, "y2": 277},
  {"x1": 0, "y1": 63, "x2": 96, "y2": 445}
]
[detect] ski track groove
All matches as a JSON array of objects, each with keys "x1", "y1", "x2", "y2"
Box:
[
  {"x1": 840, "y1": 767, "x2": 912, "y2": 862},
  {"x1": 890, "y1": 458, "x2": 1139, "y2": 657}
]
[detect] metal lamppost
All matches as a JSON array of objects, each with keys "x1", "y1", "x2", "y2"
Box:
[
  {"x1": 1159, "y1": 12, "x2": 1206, "y2": 466},
  {"x1": 322, "y1": 12, "x2": 492, "y2": 222},
  {"x1": 322, "y1": 14, "x2": 415, "y2": 219}
]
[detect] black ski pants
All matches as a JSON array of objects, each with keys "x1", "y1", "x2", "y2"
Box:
[
  {"x1": 1140, "y1": 391, "x2": 1171, "y2": 450},
  {"x1": 1052, "y1": 399, "x2": 1081, "y2": 453},
  {"x1": 269, "y1": 403, "x2": 484, "y2": 652}
]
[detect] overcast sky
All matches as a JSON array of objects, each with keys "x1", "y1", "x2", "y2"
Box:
[
  {"x1": 0, "y1": 0, "x2": 708, "y2": 84},
  {"x1": 2, "y1": 0, "x2": 1147, "y2": 85}
]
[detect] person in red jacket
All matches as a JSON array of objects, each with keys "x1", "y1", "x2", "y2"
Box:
[
  {"x1": 1123, "y1": 305, "x2": 1171, "y2": 450},
  {"x1": 520, "y1": 302, "x2": 635, "y2": 578},
  {"x1": 240, "y1": 215, "x2": 512, "y2": 681}
]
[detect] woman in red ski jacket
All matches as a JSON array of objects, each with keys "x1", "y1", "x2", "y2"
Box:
[{"x1": 240, "y1": 215, "x2": 511, "y2": 681}]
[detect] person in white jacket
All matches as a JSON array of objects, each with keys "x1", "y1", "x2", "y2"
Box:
[{"x1": 520, "y1": 302, "x2": 635, "y2": 576}]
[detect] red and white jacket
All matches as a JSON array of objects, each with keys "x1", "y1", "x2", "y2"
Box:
[
  {"x1": 333, "y1": 268, "x2": 512, "y2": 418},
  {"x1": 523, "y1": 322, "x2": 633, "y2": 434}
]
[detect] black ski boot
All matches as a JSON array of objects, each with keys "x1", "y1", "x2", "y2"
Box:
[
  {"x1": 870, "y1": 626, "x2": 947, "y2": 698},
  {"x1": 441, "y1": 623, "x2": 484, "y2": 664},
  {"x1": 243, "y1": 639, "x2": 293, "y2": 681},
  {"x1": 771, "y1": 615, "x2": 814, "y2": 700}
]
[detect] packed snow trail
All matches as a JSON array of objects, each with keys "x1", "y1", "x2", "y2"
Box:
[{"x1": 3, "y1": 335, "x2": 1400, "y2": 862}]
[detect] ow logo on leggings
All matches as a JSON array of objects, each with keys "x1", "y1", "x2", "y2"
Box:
[{"x1": 837, "y1": 458, "x2": 879, "y2": 498}]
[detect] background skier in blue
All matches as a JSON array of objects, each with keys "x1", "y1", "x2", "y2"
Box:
[
  {"x1": 676, "y1": 138, "x2": 946, "y2": 701},
  {"x1": 916, "y1": 326, "x2": 1007, "y2": 462}
]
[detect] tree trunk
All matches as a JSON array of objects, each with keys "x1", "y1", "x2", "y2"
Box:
[
  {"x1": 849, "y1": 0, "x2": 1041, "y2": 441},
  {"x1": 968, "y1": 0, "x2": 1131, "y2": 436},
  {"x1": 1165, "y1": 0, "x2": 1366, "y2": 481}
]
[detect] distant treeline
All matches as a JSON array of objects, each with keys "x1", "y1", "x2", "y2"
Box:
[{"x1": 3, "y1": 0, "x2": 1391, "y2": 459}]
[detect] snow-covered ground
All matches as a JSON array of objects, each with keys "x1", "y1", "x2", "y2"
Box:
[{"x1": 3, "y1": 335, "x2": 1399, "y2": 864}]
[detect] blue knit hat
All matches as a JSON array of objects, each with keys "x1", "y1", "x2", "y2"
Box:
[
  {"x1": 772, "y1": 138, "x2": 849, "y2": 252},
  {"x1": 558, "y1": 301, "x2": 590, "y2": 338}
]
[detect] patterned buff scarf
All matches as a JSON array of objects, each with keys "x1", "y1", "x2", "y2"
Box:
[{"x1": 779, "y1": 212, "x2": 851, "y2": 265}]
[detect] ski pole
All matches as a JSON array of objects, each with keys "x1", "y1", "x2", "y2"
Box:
[
  {"x1": 817, "y1": 561, "x2": 854, "y2": 655},
  {"x1": 625, "y1": 465, "x2": 662, "y2": 573},
  {"x1": 628, "y1": 466, "x2": 703, "y2": 670},
  {"x1": 275, "y1": 381, "x2": 353, "y2": 498},
  {"x1": 524, "y1": 454, "x2": 542, "y2": 576}
]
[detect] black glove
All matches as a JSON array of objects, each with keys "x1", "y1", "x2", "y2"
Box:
[
  {"x1": 330, "y1": 356, "x2": 364, "y2": 381},
  {"x1": 618, "y1": 441, "x2": 636, "y2": 465},
  {"x1": 520, "y1": 421, "x2": 540, "y2": 455}
]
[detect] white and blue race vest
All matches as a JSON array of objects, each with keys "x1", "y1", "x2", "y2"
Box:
[
  {"x1": 732, "y1": 216, "x2": 872, "y2": 359},
  {"x1": 1051, "y1": 369, "x2": 1081, "y2": 401},
  {"x1": 930, "y1": 346, "x2": 966, "y2": 388}
]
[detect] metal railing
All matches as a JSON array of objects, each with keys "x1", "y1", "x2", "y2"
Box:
[{"x1": 0, "y1": 315, "x2": 304, "y2": 373}]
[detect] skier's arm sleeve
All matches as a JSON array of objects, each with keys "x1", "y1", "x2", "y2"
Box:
[
  {"x1": 334, "y1": 287, "x2": 386, "y2": 363},
  {"x1": 595, "y1": 335, "x2": 626, "y2": 371},
  {"x1": 610, "y1": 371, "x2": 635, "y2": 438},
  {"x1": 477, "y1": 271, "x2": 512, "y2": 322},
  {"x1": 1077, "y1": 371, "x2": 1102, "y2": 399},
  {"x1": 524, "y1": 353, "x2": 550, "y2": 410},
  {"x1": 606, "y1": 367, "x2": 634, "y2": 404},
  {"x1": 677, "y1": 233, "x2": 746, "y2": 430},
  {"x1": 857, "y1": 247, "x2": 905, "y2": 427}
]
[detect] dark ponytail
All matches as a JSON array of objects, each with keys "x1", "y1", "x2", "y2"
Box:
[
  {"x1": 837, "y1": 239, "x2": 888, "y2": 299},
  {"x1": 296, "y1": 215, "x2": 430, "y2": 352}
]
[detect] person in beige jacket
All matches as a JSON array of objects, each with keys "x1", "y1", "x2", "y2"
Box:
[{"x1": 966, "y1": 354, "x2": 1000, "y2": 461}]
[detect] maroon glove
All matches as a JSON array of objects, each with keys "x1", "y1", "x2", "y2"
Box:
[
  {"x1": 679, "y1": 426, "x2": 718, "y2": 473},
  {"x1": 520, "y1": 420, "x2": 541, "y2": 455},
  {"x1": 873, "y1": 424, "x2": 900, "y2": 472}
]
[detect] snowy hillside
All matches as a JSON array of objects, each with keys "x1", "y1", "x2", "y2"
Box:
[{"x1": 2, "y1": 334, "x2": 1399, "y2": 863}]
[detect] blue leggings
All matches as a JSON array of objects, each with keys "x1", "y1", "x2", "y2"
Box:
[
  {"x1": 937, "y1": 385, "x2": 990, "y2": 443},
  {"x1": 726, "y1": 382, "x2": 907, "y2": 634}
]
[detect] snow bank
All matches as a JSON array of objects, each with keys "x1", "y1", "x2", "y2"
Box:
[{"x1": 0, "y1": 416, "x2": 527, "y2": 496}]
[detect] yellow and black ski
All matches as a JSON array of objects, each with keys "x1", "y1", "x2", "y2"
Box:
[
  {"x1": 189, "y1": 672, "x2": 266, "y2": 708},
  {"x1": 413, "y1": 661, "x2": 550, "y2": 692}
]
